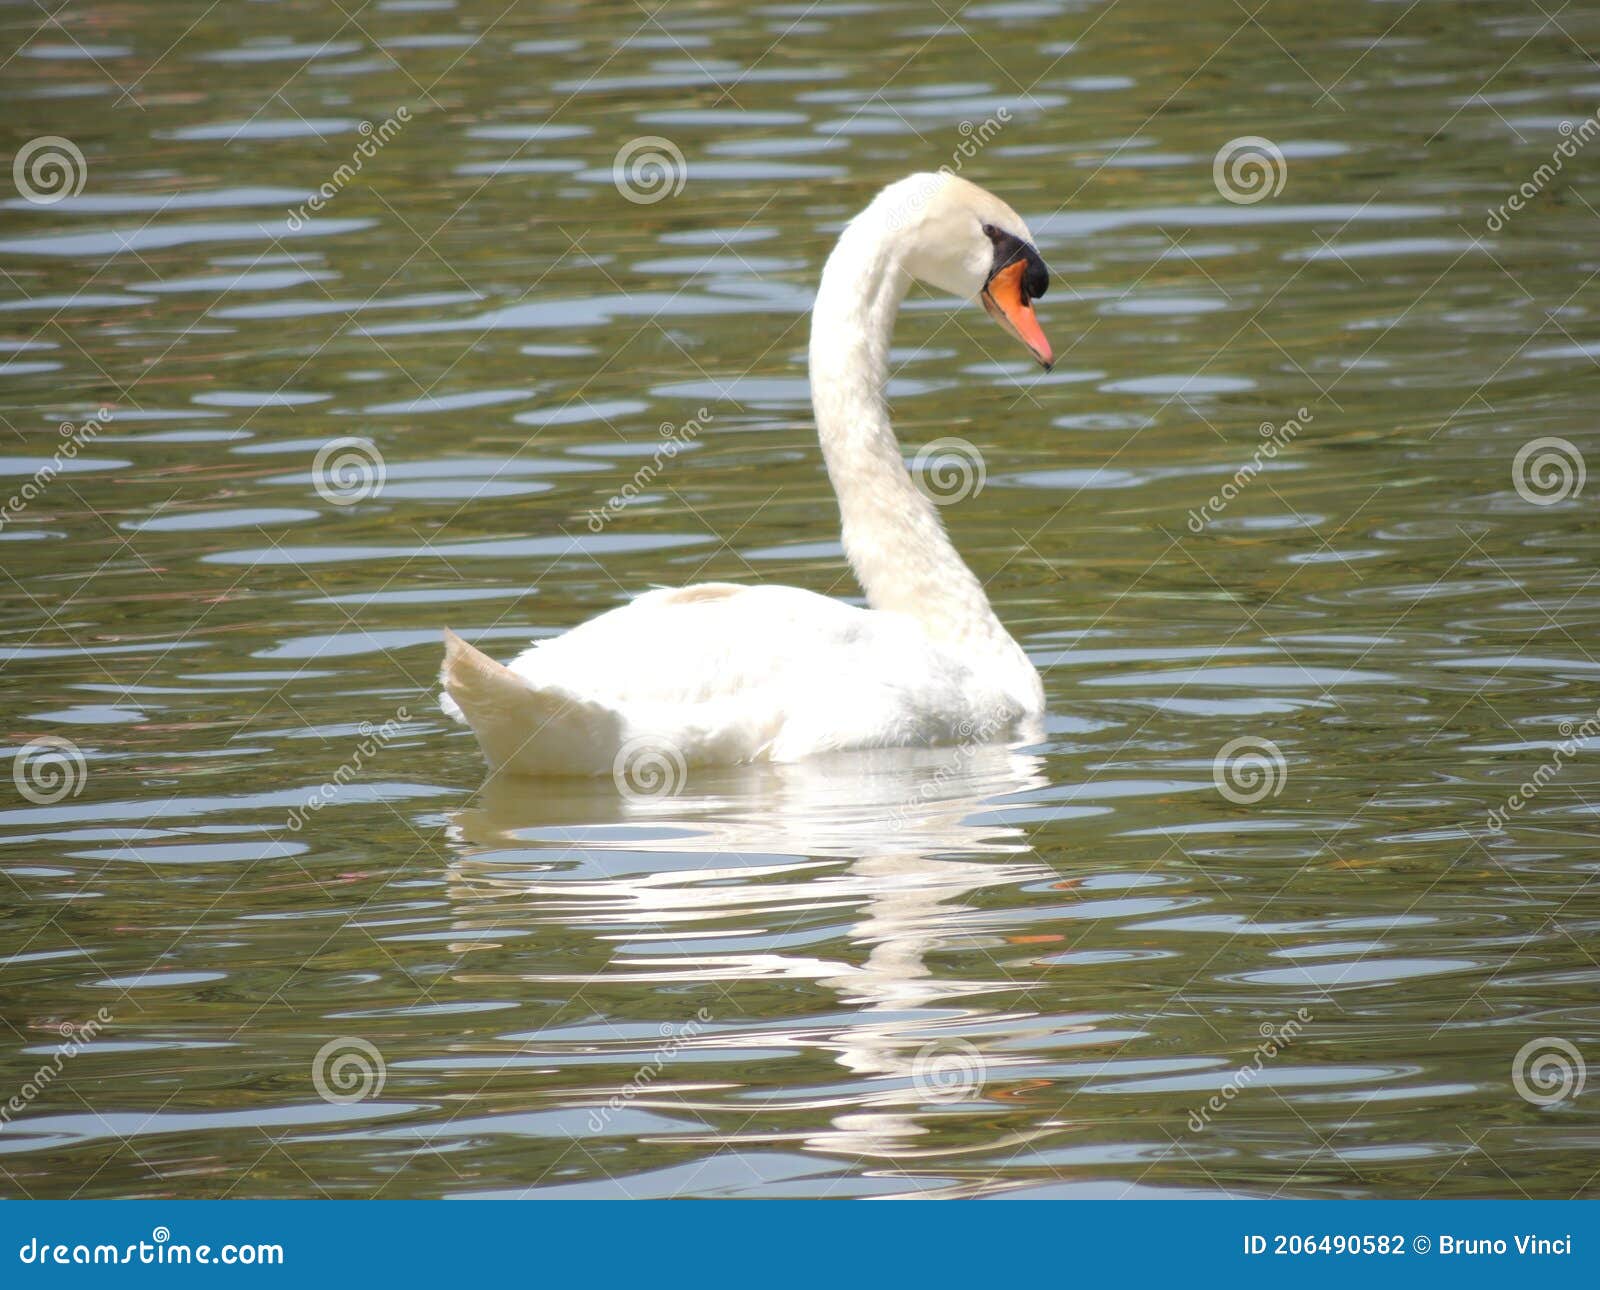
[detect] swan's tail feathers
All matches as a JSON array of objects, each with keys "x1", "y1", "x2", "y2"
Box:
[{"x1": 439, "y1": 629, "x2": 624, "y2": 776}]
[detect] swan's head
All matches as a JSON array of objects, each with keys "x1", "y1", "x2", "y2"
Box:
[{"x1": 882, "y1": 172, "x2": 1053, "y2": 369}]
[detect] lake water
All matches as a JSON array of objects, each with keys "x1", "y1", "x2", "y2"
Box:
[{"x1": 2, "y1": 0, "x2": 1597, "y2": 1199}]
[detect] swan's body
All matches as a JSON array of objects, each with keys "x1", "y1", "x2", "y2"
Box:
[{"x1": 442, "y1": 172, "x2": 1055, "y2": 776}]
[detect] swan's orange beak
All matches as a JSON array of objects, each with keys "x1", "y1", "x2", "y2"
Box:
[{"x1": 981, "y1": 259, "x2": 1053, "y2": 370}]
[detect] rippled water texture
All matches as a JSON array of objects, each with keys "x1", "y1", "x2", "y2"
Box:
[{"x1": 2, "y1": 0, "x2": 1598, "y2": 1199}]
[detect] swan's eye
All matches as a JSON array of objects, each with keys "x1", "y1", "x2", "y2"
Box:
[{"x1": 983, "y1": 224, "x2": 1024, "y2": 269}]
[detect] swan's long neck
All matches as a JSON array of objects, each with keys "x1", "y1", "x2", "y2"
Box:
[{"x1": 808, "y1": 198, "x2": 1040, "y2": 711}]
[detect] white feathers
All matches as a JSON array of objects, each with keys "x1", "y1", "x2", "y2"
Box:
[{"x1": 441, "y1": 175, "x2": 1044, "y2": 777}]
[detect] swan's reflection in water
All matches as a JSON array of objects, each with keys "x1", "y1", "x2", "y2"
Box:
[{"x1": 445, "y1": 746, "x2": 1059, "y2": 1187}]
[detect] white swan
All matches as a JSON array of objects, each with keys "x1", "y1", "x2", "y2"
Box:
[{"x1": 441, "y1": 171, "x2": 1054, "y2": 776}]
